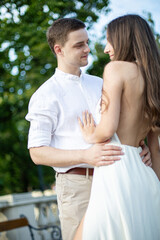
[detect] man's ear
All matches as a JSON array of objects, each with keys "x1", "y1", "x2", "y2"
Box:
[{"x1": 54, "y1": 44, "x2": 64, "y2": 56}]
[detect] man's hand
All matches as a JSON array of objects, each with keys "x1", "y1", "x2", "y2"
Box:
[
  {"x1": 139, "y1": 140, "x2": 152, "y2": 167},
  {"x1": 83, "y1": 141, "x2": 124, "y2": 167}
]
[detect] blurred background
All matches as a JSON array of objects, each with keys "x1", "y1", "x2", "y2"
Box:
[{"x1": 0, "y1": 0, "x2": 159, "y2": 195}]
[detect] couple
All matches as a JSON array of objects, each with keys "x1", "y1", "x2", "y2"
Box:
[{"x1": 26, "y1": 15, "x2": 160, "y2": 240}]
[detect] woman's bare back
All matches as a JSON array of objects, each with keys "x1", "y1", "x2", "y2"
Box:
[{"x1": 116, "y1": 61, "x2": 150, "y2": 146}]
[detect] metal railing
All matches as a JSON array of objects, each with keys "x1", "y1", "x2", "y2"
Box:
[{"x1": 0, "y1": 190, "x2": 61, "y2": 240}]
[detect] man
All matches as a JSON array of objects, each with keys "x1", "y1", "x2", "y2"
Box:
[{"x1": 26, "y1": 18, "x2": 151, "y2": 240}]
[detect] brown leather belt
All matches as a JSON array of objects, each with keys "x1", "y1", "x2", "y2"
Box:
[{"x1": 62, "y1": 167, "x2": 94, "y2": 176}]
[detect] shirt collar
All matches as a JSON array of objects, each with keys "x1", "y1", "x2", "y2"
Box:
[{"x1": 55, "y1": 68, "x2": 83, "y2": 82}]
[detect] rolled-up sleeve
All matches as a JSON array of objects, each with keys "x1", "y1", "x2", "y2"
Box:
[{"x1": 26, "y1": 91, "x2": 58, "y2": 149}]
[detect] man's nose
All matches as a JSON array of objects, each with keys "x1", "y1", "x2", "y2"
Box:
[{"x1": 84, "y1": 44, "x2": 90, "y2": 53}]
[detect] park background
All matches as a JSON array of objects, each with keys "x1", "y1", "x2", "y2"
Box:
[{"x1": 0, "y1": 0, "x2": 160, "y2": 195}]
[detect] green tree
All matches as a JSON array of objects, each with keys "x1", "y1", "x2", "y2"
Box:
[
  {"x1": 0, "y1": 0, "x2": 110, "y2": 194},
  {"x1": 147, "y1": 12, "x2": 160, "y2": 48}
]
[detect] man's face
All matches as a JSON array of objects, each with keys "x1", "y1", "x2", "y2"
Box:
[{"x1": 61, "y1": 28, "x2": 90, "y2": 68}]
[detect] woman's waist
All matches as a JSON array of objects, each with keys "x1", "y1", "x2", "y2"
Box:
[
  {"x1": 107, "y1": 140, "x2": 142, "y2": 155},
  {"x1": 108, "y1": 133, "x2": 143, "y2": 150}
]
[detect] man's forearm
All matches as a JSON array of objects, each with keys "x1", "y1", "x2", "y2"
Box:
[
  {"x1": 29, "y1": 144, "x2": 123, "y2": 168},
  {"x1": 29, "y1": 146, "x2": 87, "y2": 167}
]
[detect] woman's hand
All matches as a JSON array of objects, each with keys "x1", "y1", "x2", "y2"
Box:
[
  {"x1": 139, "y1": 140, "x2": 152, "y2": 167},
  {"x1": 78, "y1": 111, "x2": 96, "y2": 143}
]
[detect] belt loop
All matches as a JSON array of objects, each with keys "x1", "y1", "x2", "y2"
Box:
[
  {"x1": 56, "y1": 172, "x2": 59, "y2": 178},
  {"x1": 86, "y1": 168, "x2": 89, "y2": 179}
]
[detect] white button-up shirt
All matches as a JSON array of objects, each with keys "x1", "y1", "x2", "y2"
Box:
[{"x1": 26, "y1": 68, "x2": 103, "y2": 172}]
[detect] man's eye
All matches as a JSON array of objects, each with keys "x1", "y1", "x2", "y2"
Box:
[{"x1": 76, "y1": 45, "x2": 83, "y2": 47}]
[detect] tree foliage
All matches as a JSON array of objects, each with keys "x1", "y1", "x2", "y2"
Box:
[
  {"x1": 0, "y1": 0, "x2": 110, "y2": 194},
  {"x1": 147, "y1": 12, "x2": 160, "y2": 48},
  {"x1": 88, "y1": 41, "x2": 110, "y2": 77}
]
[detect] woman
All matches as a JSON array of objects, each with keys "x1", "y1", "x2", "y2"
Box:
[{"x1": 74, "y1": 14, "x2": 160, "y2": 240}]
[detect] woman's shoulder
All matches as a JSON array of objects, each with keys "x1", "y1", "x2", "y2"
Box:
[
  {"x1": 105, "y1": 61, "x2": 136, "y2": 69},
  {"x1": 103, "y1": 61, "x2": 124, "y2": 79},
  {"x1": 104, "y1": 61, "x2": 138, "y2": 78}
]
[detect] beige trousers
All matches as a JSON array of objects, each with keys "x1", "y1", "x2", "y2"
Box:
[{"x1": 56, "y1": 172, "x2": 93, "y2": 240}]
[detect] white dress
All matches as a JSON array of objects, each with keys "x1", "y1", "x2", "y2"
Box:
[{"x1": 82, "y1": 133, "x2": 160, "y2": 240}]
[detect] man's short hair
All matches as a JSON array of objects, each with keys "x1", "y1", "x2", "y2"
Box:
[{"x1": 46, "y1": 18, "x2": 86, "y2": 54}]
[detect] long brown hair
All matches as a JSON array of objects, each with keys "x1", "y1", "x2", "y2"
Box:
[{"x1": 106, "y1": 14, "x2": 160, "y2": 127}]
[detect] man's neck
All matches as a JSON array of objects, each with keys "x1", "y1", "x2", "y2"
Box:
[{"x1": 57, "y1": 63, "x2": 81, "y2": 77}]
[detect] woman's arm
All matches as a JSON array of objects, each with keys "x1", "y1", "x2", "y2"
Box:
[{"x1": 78, "y1": 62, "x2": 124, "y2": 143}]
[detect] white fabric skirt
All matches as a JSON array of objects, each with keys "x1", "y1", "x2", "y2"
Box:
[{"x1": 83, "y1": 134, "x2": 160, "y2": 240}]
